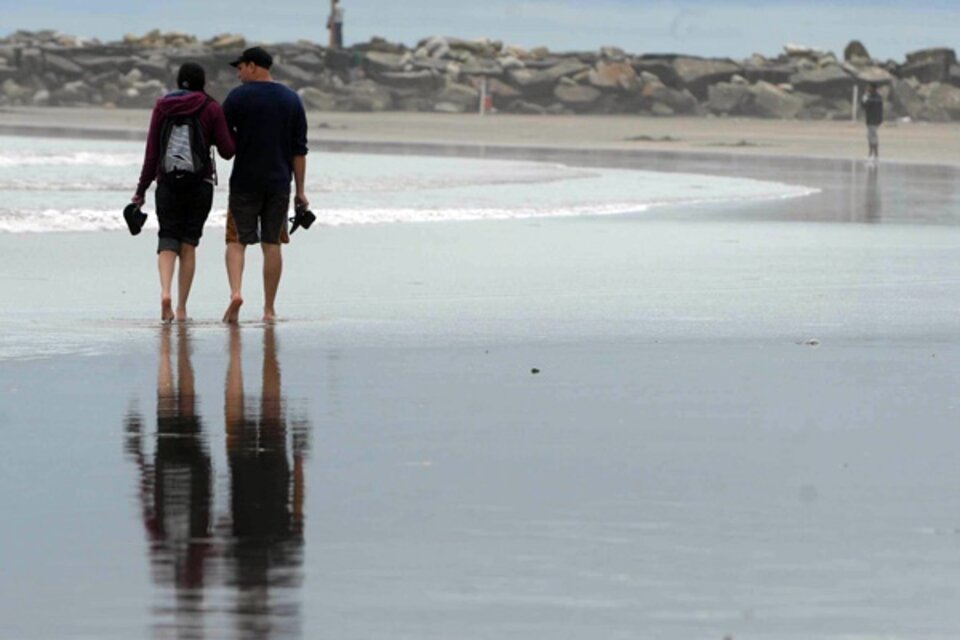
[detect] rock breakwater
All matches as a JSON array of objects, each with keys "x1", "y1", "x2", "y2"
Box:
[{"x1": 2, "y1": 29, "x2": 959, "y2": 121}]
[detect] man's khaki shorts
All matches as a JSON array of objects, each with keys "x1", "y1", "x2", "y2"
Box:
[{"x1": 225, "y1": 208, "x2": 289, "y2": 244}]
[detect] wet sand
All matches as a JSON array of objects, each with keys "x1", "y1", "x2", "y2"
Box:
[
  {"x1": 2, "y1": 115, "x2": 960, "y2": 639},
  {"x1": 2, "y1": 106, "x2": 960, "y2": 164}
]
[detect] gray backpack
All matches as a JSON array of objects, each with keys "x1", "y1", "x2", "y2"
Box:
[{"x1": 157, "y1": 97, "x2": 212, "y2": 185}]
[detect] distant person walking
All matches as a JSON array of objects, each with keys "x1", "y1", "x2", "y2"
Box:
[
  {"x1": 222, "y1": 47, "x2": 309, "y2": 324},
  {"x1": 861, "y1": 83, "x2": 883, "y2": 162},
  {"x1": 132, "y1": 62, "x2": 235, "y2": 323},
  {"x1": 328, "y1": 0, "x2": 345, "y2": 49}
]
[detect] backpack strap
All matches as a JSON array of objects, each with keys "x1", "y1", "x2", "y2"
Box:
[{"x1": 194, "y1": 95, "x2": 217, "y2": 185}]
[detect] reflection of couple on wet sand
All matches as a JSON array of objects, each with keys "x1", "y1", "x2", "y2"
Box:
[{"x1": 124, "y1": 325, "x2": 308, "y2": 637}]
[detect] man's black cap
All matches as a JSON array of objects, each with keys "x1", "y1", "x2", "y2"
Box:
[{"x1": 229, "y1": 46, "x2": 273, "y2": 69}]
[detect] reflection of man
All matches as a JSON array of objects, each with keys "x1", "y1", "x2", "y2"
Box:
[
  {"x1": 224, "y1": 326, "x2": 307, "y2": 631},
  {"x1": 865, "y1": 162, "x2": 881, "y2": 223},
  {"x1": 124, "y1": 325, "x2": 213, "y2": 633}
]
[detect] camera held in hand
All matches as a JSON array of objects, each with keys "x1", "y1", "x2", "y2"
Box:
[{"x1": 289, "y1": 201, "x2": 316, "y2": 235}]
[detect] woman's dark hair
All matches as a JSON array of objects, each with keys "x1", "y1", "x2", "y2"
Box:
[{"x1": 177, "y1": 62, "x2": 206, "y2": 92}]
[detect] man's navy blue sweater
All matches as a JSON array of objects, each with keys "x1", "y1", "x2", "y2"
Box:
[{"x1": 223, "y1": 81, "x2": 308, "y2": 194}]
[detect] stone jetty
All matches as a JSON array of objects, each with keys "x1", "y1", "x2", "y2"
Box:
[{"x1": 2, "y1": 29, "x2": 959, "y2": 121}]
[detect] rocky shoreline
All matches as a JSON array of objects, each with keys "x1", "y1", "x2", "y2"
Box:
[{"x1": 2, "y1": 29, "x2": 959, "y2": 121}]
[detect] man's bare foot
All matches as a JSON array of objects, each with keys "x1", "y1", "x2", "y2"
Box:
[
  {"x1": 175, "y1": 306, "x2": 188, "y2": 322},
  {"x1": 222, "y1": 294, "x2": 243, "y2": 324},
  {"x1": 263, "y1": 308, "x2": 277, "y2": 324},
  {"x1": 161, "y1": 295, "x2": 174, "y2": 323}
]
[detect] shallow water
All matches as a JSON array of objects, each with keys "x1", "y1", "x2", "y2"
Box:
[
  {"x1": 3, "y1": 326, "x2": 960, "y2": 639},
  {"x1": 3, "y1": 142, "x2": 960, "y2": 639},
  {"x1": 0, "y1": 134, "x2": 813, "y2": 232}
]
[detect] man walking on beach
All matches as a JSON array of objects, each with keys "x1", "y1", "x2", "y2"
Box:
[
  {"x1": 221, "y1": 46, "x2": 309, "y2": 324},
  {"x1": 861, "y1": 83, "x2": 883, "y2": 162}
]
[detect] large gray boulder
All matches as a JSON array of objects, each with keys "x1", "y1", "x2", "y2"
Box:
[
  {"x1": 132, "y1": 58, "x2": 169, "y2": 81},
  {"x1": 747, "y1": 81, "x2": 804, "y2": 118},
  {"x1": 73, "y1": 54, "x2": 133, "y2": 74},
  {"x1": 338, "y1": 79, "x2": 393, "y2": 111},
  {"x1": 844, "y1": 40, "x2": 871, "y2": 64},
  {"x1": 906, "y1": 47, "x2": 957, "y2": 65},
  {"x1": 362, "y1": 37, "x2": 406, "y2": 55},
  {"x1": 207, "y1": 33, "x2": 246, "y2": 51},
  {"x1": 633, "y1": 57, "x2": 680, "y2": 87},
  {"x1": 32, "y1": 88, "x2": 51, "y2": 105},
  {"x1": 919, "y1": 82, "x2": 960, "y2": 121},
  {"x1": 485, "y1": 77, "x2": 521, "y2": 101},
  {"x1": 553, "y1": 81, "x2": 601, "y2": 110},
  {"x1": 20, "y1": 48, "x2": 44, "y2": 75},
  {"x1": 542, "y1": 58, "x2": 589, "y2": 82},
  {"x1": 507, "y1": 67, "x2": 551, "y2": 90},
  {"x1": 459, "y1": 58, "x2": 502, "y2": 76},
  {"x1": 51, "y1": 79, "x2": 93, "y2": 105},
  {"x1": 273, "y1": 63, "x2": 313, "y2": 86},
  {"x1": 707, "y1": 81, "x2": 752, "y2": 115},
  {"x1": 783, "y1": 44, "x2": 829, "y2": 62},
  {"x1": 363, "y1": 51, "x2": 406, "y2": 74},
  {"x1": 641, "y1": 79, "x2": 699, "y2": 114},
  {"x1": 299, "y1": 87, "x2": 337, "y2": 111},
  {"x1": 742, "y1": 59, "x2": 796, "y2": 85},
  {"x1": 324, "y1": 48, "x2": 354, "y2": 72},
  {"x1": 789, "y1": 65, "x2": 854, "y2": 99},
  {"x1": 888, "y1": 78, "x2": 924, "y2": 119},
  {"x1": 587, "y1": 61, "x2": 639, "y2": 92},
  {"x1": 376, "y1": 69, "x2": 439, "y2": 91},
  {"x1": 289, "y1": 51, "x2": 326, "y2": 72},
  {"x1": 44, "y1": 52, "x2": 83, "y2": 76},
  {"x1": 433, "y1": 81, "x2": 480, "y2": 111},
  {"x1": 900, "y1": 47, "x2": 956, "y2": 84},
  {"x1": 410, "y1": 57, "x2": 453, "y2": 73},
  {"x1": 446, "y1": 37, "x2": 499, "y2": 58},
  {"x1": 845, "y1": 64, "x2": 894, "y2": 85},
  {"x1": 2, "y1": 78, "x2": 31, "y2": 101},
  {"x1": 671, "y1": 56, "x2": 741, "y2": 99}
]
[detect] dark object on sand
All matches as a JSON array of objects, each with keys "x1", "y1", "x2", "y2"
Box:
[
  {"x1": 123, "y1": 203, "x2": 148, "y2": 235},
  {"x1": 624, "y1": 134, "x2": 681, "y2": 142},
  {"x1": 531, "y1": 368, "x2": 540, "y2": 374},
  {"x1": 289, "y1": 203, "x2": 316, "y2": 234}
]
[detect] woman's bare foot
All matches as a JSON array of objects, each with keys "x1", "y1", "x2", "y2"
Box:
[
  {"x1": 161, "y1": 295, "x2": 174, "y2": 323},
  {"x1": 262, "y1": 307, "x2": 277, "y2": 324},
  {"x1": 175, "y1": 306, "x2": 188, "y2": 322},
  {"x1": 222, "y1": 294, "x2": 243, "y2": 324}
]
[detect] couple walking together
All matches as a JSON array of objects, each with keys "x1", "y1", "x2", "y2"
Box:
[{"x1": 132, "y1": 46, "x2": 309, "y2": 324}]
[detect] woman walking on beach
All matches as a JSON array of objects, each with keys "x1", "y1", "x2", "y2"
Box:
[{"x1": 132, "y1": 62, "x2": 235, "y2": 322}]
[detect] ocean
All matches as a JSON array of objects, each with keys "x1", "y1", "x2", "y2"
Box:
[
  {"x1": 0, "y1": 134, "x2": 814, "y2": 233},
  {"x1": 4, "y1": 133, "x2": 960, "y2": 640}
]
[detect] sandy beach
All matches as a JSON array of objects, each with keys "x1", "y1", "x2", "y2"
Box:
[
  {"x1": 2, "y1": 109, "x2": 960, "y2": 639},
  {"x1": 3, "y1": 106, "x2": 960, "y2": 164}
]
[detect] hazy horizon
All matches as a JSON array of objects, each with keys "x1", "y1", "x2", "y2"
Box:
[{"x1": 3, "y1": 0, "x2": 959, "y2": 61}]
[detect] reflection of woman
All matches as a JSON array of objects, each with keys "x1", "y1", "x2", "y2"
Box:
[
  {"x1": 224, "y1": 326, "x2": 306, "y2": 595},
  {"x1": 124, "y1": 325, "x2": 213, "y2": 595}
]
